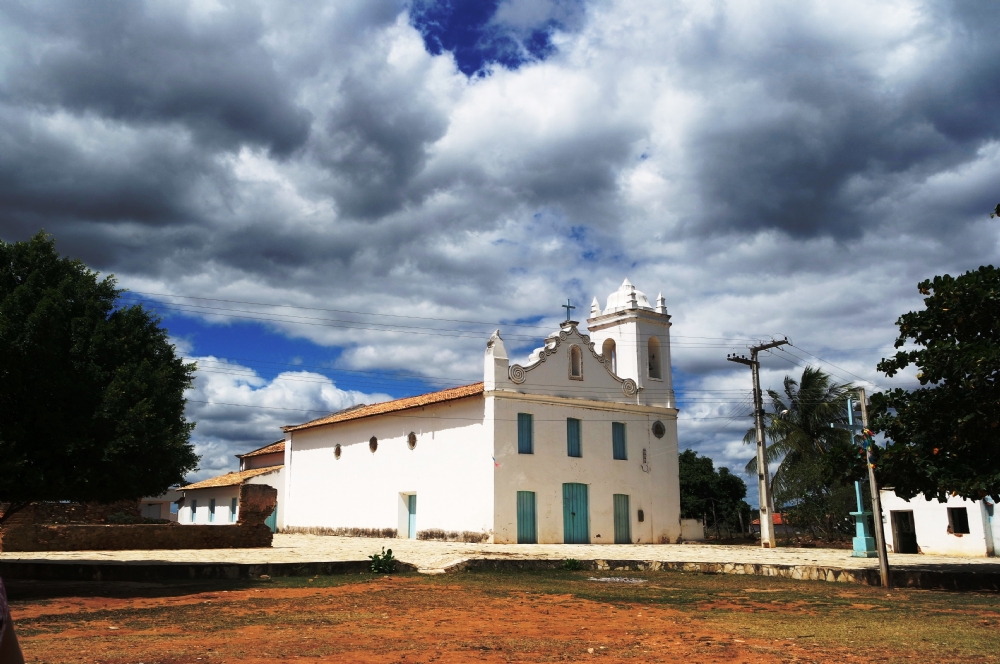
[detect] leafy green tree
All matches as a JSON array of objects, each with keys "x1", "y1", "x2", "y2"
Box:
[
  {"x1": 678, "y1": 449, "x2": 752, "y2": 539},
  {"x1": 744, "y1": 366, "x2": 857, "y2": 538},
  {"x1": 0, "y1": 232, "x2": 199, "y2": 522},
  {"x1": 870, "y1": 266, "x2": 1000, "y2": 502}
]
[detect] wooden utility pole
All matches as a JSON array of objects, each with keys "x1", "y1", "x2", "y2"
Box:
[
  {"x1": 858, "y1": 388, "x2": 891, "y2": 588},
  {"x1": 728, "y1": 338, "x2": 788, "y2": 549}
]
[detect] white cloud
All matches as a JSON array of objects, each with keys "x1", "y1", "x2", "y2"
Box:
[{"x1": 182, "y1": 355, "x2": 392, "y2": 481}]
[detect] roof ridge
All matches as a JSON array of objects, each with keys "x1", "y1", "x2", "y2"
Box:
[{"x1": 283, "y1": 382, "x2": 484, "y2": 433}]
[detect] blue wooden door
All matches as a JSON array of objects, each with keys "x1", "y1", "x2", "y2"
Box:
[
  {"x1": 408, "y1": 494, "x2": 417, "y2": 539},
  {"x1": 264, "y1": 503, "x2": 278, "y2": 533},
  {"x1": 562, "y1": 483, "x2": 589, "y2": 543},
  {"x1": 613, "y1": 494, "x2": 631, "y2": 544},
  {"x1": 517, "y1": 491, "x2": 537, "y2": 544}
]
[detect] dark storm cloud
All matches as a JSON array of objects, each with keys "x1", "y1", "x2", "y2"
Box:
[
  {"x1": 684, "y1": 1, "x2": 1000, "y2": 238},
  {"x1": 1, "y1": 1, "x2": 312, "y2": 156}
]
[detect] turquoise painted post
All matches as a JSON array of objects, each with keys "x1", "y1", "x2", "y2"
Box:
[
  {"x1": 850, "y1": 480, "x2": 877, "y2": 557},
  {"x1": 847, "y1": 397, "x2": 878, "y2": 558},
  {"x1": 408, "y1": 494, "x2": 417, "y2": 539},
  {"x1": 517, "y1": 491, "x2": 537, "y2": 544}
]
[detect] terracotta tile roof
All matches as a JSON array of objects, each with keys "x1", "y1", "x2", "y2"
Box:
[
  {"x1": 283, "y1": 382, "x2": 485, "y2": 433},
  {"x1": 751, "y1": 513, "x2": 787, "y2": 526},
  {"x1": 182, "y1": 467, "x2": 280, "y2": 491},
  {"x1": 236, "y1": 440, "x2": 285, "y2": 459}
]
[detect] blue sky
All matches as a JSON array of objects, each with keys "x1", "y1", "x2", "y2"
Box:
[{"x1": 3, "y1": 0, "x2": 999, "y2": 503}]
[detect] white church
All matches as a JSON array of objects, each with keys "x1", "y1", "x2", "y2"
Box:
[{"x1": 279, "y1": 279, "x2": 682, "y2": 544}]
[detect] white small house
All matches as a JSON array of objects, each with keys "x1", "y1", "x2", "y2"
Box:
[
  {"x1": 281, "y1": 280, "x2": 683, "y2": 544},
  {"x1": 178, "y1": 440, "x2": 285, "y2": 530},
  {"x1": 139, "y1": 489, "x2": 183, "y2": 521},
  {"x1": 880, "y1": 489, "x2": 997, "y2": 557}
]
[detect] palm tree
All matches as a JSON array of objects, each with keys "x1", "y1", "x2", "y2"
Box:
[{"x1": 744, "y1": 366, "x2": 856, "y2": 538}]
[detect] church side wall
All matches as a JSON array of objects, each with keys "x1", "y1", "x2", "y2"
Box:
[
  {"x1": 284, "y1": 397, "x2": 494, "y2": 537},
  {"x1": 491, "y1": 394, "x2": 680, "y2": 544}
]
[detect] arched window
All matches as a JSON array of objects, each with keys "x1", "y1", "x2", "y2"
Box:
[
  {"x1": 569, "y1": 345, "x2": 583, "y2": 379},
  {"x1": 648, "y1": 336, "x2": 662, "y2": 379},
  {"x1": 602, "y1": 338, "x2": 617, "y2": 373}
]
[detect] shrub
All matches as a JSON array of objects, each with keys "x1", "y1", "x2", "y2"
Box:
[
  {"x1": 369, "y1": 547, "x2": 397, "y2": 574},
  {"x1": 561, "y1": 558, "x2": 582, "y2": 571},
  {"x1": 283, "y1": 526, "x2": 397, "y2": 538}
]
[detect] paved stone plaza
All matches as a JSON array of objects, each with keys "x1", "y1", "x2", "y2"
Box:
[{"x1": 4, "y1": 534, "x2": 1000, "y2": 575}]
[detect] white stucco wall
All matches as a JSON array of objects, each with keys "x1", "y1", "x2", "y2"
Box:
[
  {"x1": 880, "y1": 490, "x2": 994, "y2": 557},
  {"x1": 178, "y1": 486, "x2": 241, "y2": 525},
  {"x1": 490, "y1": 393, "x2": 680, "y2": 544},
  {"x1": 283, "y1": 396, "x2": 494, "y2": 537}
]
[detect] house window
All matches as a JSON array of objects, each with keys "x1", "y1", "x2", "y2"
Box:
[
  {"x1": 612, "y1": 422, "x2": 627, "y2": 460},
  {"x1": 209, "y1": 499, "x2": 216, "y2": 523},
  {"x1": 518, "y1": 413, "x2": 534, "y2": 454},
  {"x1": 602, "y1": 338, "x2": 617, "y2": 373},
  {"x1": 190, "y1": 499, "x2": 197, "y2": 523},
  {"x1": 567, "y1": 418, "x2": 582, "y2": 458},
  {"x1": 334, "y1": 444, "x2": 342, "y2": 459},
  {"x1": 648, "y1": 336, "x2": 662, "y2": 379},
  {"x1": 569, "y1": 345, "x2": 583, "y2": 379},
  {"x1": 170, "y1": 502, "x2": 179, "y2": 515},
  {"x1": 948, "y1": 507, "x2": 970, "y2": 534},
  {"x1": 408, "y1": 432, "x2": 417, "y2": 449},
  {"x1": 231, "y1": 497, "x2": 238, "y2": 523},
  {"x1": 369, "y1": 436, "x2": 378, "y2": 453}
]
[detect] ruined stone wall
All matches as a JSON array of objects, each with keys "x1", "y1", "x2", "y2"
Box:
[
  {"x1": 0, "y1": 501, "x2": 140, "y2": 526},
  {"x1": 0, "y1": 523, "x2": 272, "y2": 552},
  {"x1": 0, "y1": 486, "x2": 277, "y2": 552}
]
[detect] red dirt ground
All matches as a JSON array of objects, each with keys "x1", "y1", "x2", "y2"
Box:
[{"x1": 9, "y1": 575, "x2": 858, "y2": 663}]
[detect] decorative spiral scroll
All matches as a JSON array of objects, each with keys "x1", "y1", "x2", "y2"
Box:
[
  {"x1": 509, "y1": 364, "x2": 527, "y2": 384},
  {"x1": 621, "y1": 379, "x2": 639, "y2": 397}
]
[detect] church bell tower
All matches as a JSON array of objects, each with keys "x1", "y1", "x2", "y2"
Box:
[{"x1": 586, "y1": 279, "x2": 674, "y2": 408}]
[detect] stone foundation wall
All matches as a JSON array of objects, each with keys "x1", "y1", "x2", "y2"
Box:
[{"x1": 0, "y1": 523, "x2": 272, "y2": 552}]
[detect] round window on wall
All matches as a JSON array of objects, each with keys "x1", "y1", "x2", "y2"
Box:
[
  {"x1": 369, "y1": 436, "x2": 378, "y2": 453},
  {"x1": 334, "y1": 444, "x2": 342, "y2": 460},
  {"x1": 651, "y1": 421, "x2": 666, "y2": 439},
  {"x1": 407, "y1": 432, "x2": 417, "y2": 450}
]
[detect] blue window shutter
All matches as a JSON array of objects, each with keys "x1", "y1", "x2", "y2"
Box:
[
  {"x1": 518, "y1": 413, "x2": 533, "y2": 454},
  {"x1": 567, "y1": 418, "x2": 582, "y2": 457},
  {"x1": 517, "y1": 491, "x2": 537, "y2": 544},
  {"x1": 612, "y1": 422, "x2": 627, "y2": 460}
]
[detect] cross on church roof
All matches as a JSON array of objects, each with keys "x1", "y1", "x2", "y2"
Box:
[{"x1": 562, "y1": 299, "x2": 576, "y2": 321}]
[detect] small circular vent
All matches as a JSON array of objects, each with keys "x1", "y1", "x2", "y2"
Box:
[{"x1": 651, "y1": 421, "x2": 666, "y2": 438}]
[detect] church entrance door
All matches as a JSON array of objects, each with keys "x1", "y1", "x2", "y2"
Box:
[{"x1": 562, "y1": 483, "x2": 589, "y2": 544}]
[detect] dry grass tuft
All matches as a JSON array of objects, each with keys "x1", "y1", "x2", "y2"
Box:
[
  {"x1": 416, "y1": 529, "x2": 490, "y2": 543},
  {"x1": 281, "y1": 526, "x2": 397, "y2": 538}
]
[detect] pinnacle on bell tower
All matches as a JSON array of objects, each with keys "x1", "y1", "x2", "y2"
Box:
[{"x1": 585, "y1": 279, "x2": 674, "y2": 408}]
